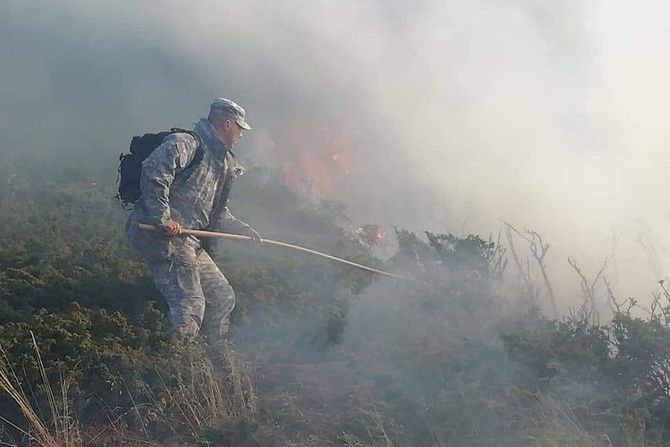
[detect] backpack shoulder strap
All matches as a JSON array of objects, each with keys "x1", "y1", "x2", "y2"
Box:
[{"x1": 169, "y1": 128, "x2": 203, "y2": 168}]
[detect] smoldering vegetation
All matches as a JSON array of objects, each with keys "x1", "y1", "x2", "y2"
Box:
[{"x1": 2, "y1": 161, "x2": 670, "y2": 447}]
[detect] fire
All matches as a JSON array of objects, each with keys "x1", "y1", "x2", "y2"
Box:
[
  {"x1": 270, "y1": 122, "x2": 355, "y2": 198},
  {"x1": 352, "y1": 223, "x2": 387, "y2": 249}
]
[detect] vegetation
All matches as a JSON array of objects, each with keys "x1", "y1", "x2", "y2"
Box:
[{"x1": 2, "y1": 159, "x2": 670, "y2": 446}]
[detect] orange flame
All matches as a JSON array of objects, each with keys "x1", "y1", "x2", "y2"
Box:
[
  {"x1": 350, "y1": 223, "x2": 387, "y2": 248},
  {"x1": 270, "y1": 122, "x2": 355, "y2": 198}
]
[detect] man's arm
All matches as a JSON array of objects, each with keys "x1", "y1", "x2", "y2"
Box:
[
  {"x1": 139, "y1": 133, "x2": 199, "y2": 231},
  {"x1": 217, "y1": 207, "x2": 263, "y2": 242}
]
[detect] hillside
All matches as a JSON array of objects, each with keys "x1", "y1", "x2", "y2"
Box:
[{"x1": 2, "y1": 161, "x2": 670, "y2": 446}]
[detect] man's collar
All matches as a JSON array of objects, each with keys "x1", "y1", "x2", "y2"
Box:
[{"x1": 194, "y1": 118, "x2": 230, "y2": 158}]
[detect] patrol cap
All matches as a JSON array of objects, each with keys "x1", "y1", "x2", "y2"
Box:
[{"x1": 210, "y1": 98, "x2": 252, "y2": 130}]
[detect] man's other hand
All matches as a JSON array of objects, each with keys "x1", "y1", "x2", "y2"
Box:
[
  {"x1": 162, "y1": 220, "x2": 182, "y2": 237},
  {"x1": 247, "y1": 227, "x2": 263, "y2": 243}
]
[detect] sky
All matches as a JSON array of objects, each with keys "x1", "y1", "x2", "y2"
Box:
[{"x1": 2, "y1": 0, "x2": 670, "y2": 308}]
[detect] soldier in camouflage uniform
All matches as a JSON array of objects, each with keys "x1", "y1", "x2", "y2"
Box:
[{"x1": 126, "y1": 98, "x2": 261, "y2": 340}]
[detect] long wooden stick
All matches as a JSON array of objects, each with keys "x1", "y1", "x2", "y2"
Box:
[{"x1": 138, "y1": 223, "x2": 415, "y2": 282}]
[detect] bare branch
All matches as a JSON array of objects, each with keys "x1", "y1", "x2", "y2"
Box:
[
  {"x1": 567, "y1": 257, "x2": 607, "y2": 324},
  {"x1": 504, "y1": 224, "x2": 540, "y2": 313},
  {"x1": 604, "y1": 276, "x2": 624, "y2": 314},
  {"x1": 503, "y1": 221, "x2": 557, "y2": 317},
  {"x1": 525, "y1": 229, "x2": 557, "y2": 317}
]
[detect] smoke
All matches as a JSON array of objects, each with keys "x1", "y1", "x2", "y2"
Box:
[{"x1": 3, "y1": 0, "x2": 670, "y2": 305}]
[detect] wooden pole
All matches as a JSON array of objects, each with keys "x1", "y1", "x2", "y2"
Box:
[{"x1": 138, "y1": 223, "x2": 417, "y2": 282}]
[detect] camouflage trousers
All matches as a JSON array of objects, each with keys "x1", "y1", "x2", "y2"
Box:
[{"x1": 149, "y1": 250, "x2": 235, "y2": 339}]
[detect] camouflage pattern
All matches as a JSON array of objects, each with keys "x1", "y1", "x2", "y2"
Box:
[
  {"x1": 126, "y1": 117, "x2": 250, "y2": 264},
  {"x1": 126, "y1": 117, "x2": 251, "y2": 337},
  {"x1": 210, "y1": 98, "x2": 252, "y2": 130},
  {"x1": 150, "y1": 250, "x2": 235, "y2": 338}
]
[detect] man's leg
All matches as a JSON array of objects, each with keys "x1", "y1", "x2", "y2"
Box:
[
  {"x1": 150, "y1": 261, "x2": 206, "y2": 338},
  {"x1": 197, "y1": 250, "x2": 236, "y2": 339}
]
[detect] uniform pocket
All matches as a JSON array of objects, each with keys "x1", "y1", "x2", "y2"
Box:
[{"x1": 167, "y1": 236, "x2": 200, "y2": 266}]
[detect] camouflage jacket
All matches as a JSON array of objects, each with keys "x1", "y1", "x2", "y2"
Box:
[{"x1": 126, "y1": 118, "x2": 250, "y2": 264}]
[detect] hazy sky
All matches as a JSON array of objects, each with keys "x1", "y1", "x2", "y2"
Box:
[{"x1": 2, "y1": 0, "x2": 670, "y2": 306}]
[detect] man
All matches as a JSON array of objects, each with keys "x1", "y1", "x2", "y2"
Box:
[{"x1": 126, "y1": 98, "x2": 261, "y2": 340}]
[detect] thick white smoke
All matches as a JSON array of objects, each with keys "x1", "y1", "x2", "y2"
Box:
[{"x1": 2, "y1": 0, "x2": 670, "y2": 308}]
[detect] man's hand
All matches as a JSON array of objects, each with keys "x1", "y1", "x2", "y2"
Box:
[
  {"x1": 247, "y1": 227, "x2": 263, "y2": 243},
  {"x1": 162, "y1": 220, "x2": 182, "y2": 237}
]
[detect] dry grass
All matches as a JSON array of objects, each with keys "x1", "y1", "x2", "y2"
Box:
[
  {"x1": 0, "y1": 331, "x2": 80, "y2": 447},
  {"x1": 147, "y1": 341, "x2": 256, "y2": 439},
  {"x1": 0, "y1": 335, "x2": 257, "y2": 447}
]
